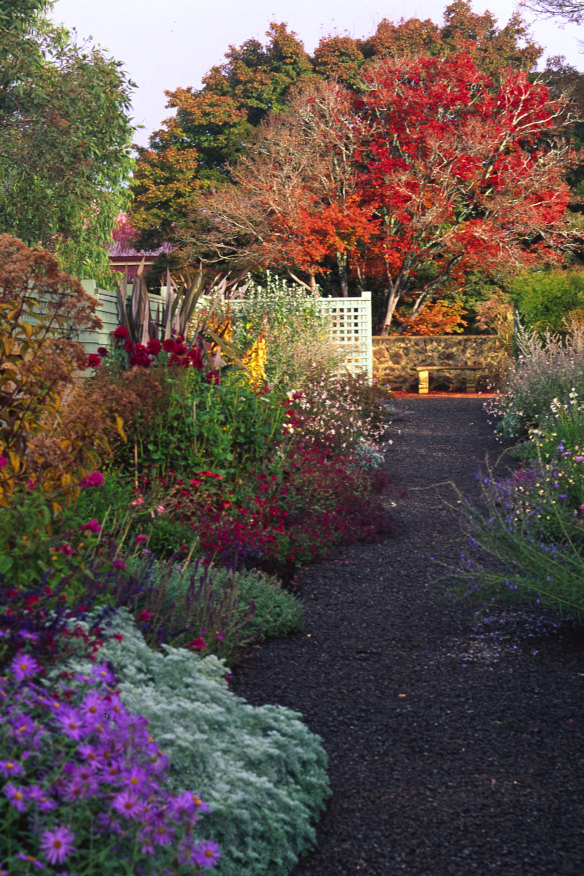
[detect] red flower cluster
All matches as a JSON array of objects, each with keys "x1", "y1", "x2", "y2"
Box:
[{"x1": 112, "y1": 327, "x2": 209, "y2": 373}]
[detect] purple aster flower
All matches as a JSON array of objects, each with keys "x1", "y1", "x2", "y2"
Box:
[
  {"x1": 4, "y1": 782, "x2": 28, "y2": 812},
  {"x1": 90, "y1": 664, "x2": 116, "y2": 685},
  {"x1": 148, "y1": 823, "x2": 175, "y2": 848},
  {"x1": 112, "y1": 789, "x2": 142, "y2": 818},
  {"x1": 192, "y1": 840, "x2": 221, "y2": 869},
  {"x1": 40, "y1": 824, "x2": 76, "y2": 866},
  {"x1": 10, "y1": 653, "x2": 41, "y2": 682},
  {"x1": 189, "y1": 792, "x2": 211, "y2": 813},
  {"x1": 77, "y1": 743, "x2": 101, "y2": 769},
  {"x1": 0, "y1": 759, "x2": 24, "y2": 778},
  {"x1": 120, "y1": 764, "x2": 150, "y2": 793},
  {"x1": 79, "y1": 690, "x2": 107, "y2": 724},
  {"x1": 18, "y1": 630, "x2": 39, "y2": 641},
  {"x1": 15, "y1": 852, "x2": 45, "y2": 869},
  {"x1": 26, "y1": 784, "x2": 56, "y2": 811},
  {"x1": 170, "y1": 790, "x2": 199, "y2": 818},
  {"x1": 56, "y1": 707, "x2": 85, "y2": 741}
]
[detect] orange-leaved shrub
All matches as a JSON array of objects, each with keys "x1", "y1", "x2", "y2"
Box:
[{"x1": 0, "y1": 235, "x2": 126, "y2": 504}]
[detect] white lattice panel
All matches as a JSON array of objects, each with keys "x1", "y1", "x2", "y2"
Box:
[{"x1": 316, "y1": 292, "x2": 372, "y2": 381}]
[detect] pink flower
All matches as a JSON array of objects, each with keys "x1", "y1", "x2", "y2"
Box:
[
  {"x1": 134, "y1": 534, "x2": 148, "y2": 544},
  {"x1": 0, "y1": 456, "x2": 7, "y2": 468},
  {"x1": 80, "y1": 519, "x2": 102, "y2": 534},
  {"x1": 131, "y1": 494, "x2": 144, "y2": 507},
  {"x1": 139, "y1": 610, "x2": 154, "y2": 622},
  {"x1": 79, "y1": 471, "x2": 104, "y2": 489},
  {"x1": 187, "y1": 637, "x2": 207, "y2": 651},
  {"x1": 40, "y1": 824, "x2": 76, "y2": 865}
]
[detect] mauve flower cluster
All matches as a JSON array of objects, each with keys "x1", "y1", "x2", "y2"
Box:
[{"x1": 0, "y1": 653, "x2": 220, "y2": 874}]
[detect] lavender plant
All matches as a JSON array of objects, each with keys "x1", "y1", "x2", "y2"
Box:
[
  {"x1": 0, "y1": 655, "x2": 219, "y2": 874},
  {"x1": 57, "y1": 608, "x2": 330, "y2": 876},
  {"x1": 453, "y1": 457, "x2": 584, "y2": 618},
  {"x1": 120, "y1": 557, "x2": 304, "y2": 661},
  {"x1": 487, "y1": 323, "x2": 584, "y2": 441}
]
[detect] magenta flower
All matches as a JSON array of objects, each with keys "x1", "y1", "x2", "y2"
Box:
[
  {"x1": 79, "y1": 471, "x2": 105, "y2": 489},
  {"x1": 79, "y1": 519, "x2": 102, "y2": 534},
  {"x1": 10, "y1": 652, "x2": 40, "y2": 682},
  {"x1": 86, "y1": 353, "x2": 101, "y2": 369},
  {"x1": 187, "y1": 637, "x2": 207, "y2": 651},
  {"x1": 40, "y1": 824, "x2": 76, "y2": 865},
  {"x1": 0, "y1": 455, "x2": 7, "y2": 468},
  {"x1": 4, "y1": 782, "x2": 28, "y2": 812}
]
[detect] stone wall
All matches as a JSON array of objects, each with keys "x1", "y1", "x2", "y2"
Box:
[{"x1": 372, "y1": 335, "x2": 509, "y2": 391}]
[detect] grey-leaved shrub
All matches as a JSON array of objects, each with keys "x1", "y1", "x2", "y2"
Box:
[{"x1": 58, "y1": 609, "x2": 329, "y2": 876}]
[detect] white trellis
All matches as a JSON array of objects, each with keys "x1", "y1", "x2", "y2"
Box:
[{"x1": 315, "y1": 291, "x2": 372, "y2": 381}]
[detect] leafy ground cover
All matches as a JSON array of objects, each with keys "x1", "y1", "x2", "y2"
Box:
[{"x1": 0, "y1": 239, "x2": 395, "y2": 874}]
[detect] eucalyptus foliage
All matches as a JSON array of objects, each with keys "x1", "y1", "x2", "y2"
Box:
[
  {"x1": 0, "y1": 0, "x2": 135, "y2": 284},
  {"x1": 60, "y1": 609, "x2": 330, "y2": 876}
]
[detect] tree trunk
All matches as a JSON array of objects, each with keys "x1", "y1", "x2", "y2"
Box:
[
  {"x1": 336, "y1": 251, "x2": 349, "y2": 297},
  {"x1": 381, "y1": 280, "x2": 401, "y2": 335}
]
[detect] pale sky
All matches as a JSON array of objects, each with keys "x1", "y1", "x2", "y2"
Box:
[{"x1": 50, "y1": 0, "x2": 584, "y2": 148}]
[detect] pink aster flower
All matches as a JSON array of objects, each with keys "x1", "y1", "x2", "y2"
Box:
[
  {"x1": 40, "y1": 824, "x2": 76, "y2": 865},
  {"x1": 10, "y1": 652, "x2": 40, "y2": 682},
  {"x1": 0, "y1": 455, "x2": 7, "y2": 468}
]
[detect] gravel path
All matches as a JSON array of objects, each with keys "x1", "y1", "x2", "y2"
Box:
[{"x1": 232, "y1": 397, "x2": 584, "y2": 876}]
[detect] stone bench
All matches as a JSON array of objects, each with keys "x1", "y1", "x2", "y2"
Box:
[{"x1": 415, "y1": 365, "x2": 481, "y2": 394}]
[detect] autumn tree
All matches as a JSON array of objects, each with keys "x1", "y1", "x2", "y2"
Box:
[
  {"x1": 0, "y1": 0, "x2": 135, "y2": 284},
  {"x1": 181, "y1": 81, "x2": 375, "y2": 294},
  {"x1": 131, "y1": 23, "x2": 314, "y2": 250},
  {"x1": 355, "y1": 52, "x2": 578, "y2": 331},
  {"x1": 131, "y1": 4, "x2": 545, "y2": 252}
]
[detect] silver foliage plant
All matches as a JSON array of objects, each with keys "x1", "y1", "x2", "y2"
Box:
[{"x1": 57, "y1": 609, "x2": 330, "y2": 876}]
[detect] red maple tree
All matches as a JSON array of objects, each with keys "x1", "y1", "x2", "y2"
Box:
[{"x1": 354, "y1": 52, "x2": 578, "y2": 331}]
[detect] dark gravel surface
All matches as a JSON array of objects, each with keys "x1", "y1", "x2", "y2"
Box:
[{"x1": 232, "y1": 397, "x2": 584, "y2": 876}]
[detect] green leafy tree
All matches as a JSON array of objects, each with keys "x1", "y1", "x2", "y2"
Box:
[{"x1": 0, "y1": 0, "x2": 135, "y2": 284}]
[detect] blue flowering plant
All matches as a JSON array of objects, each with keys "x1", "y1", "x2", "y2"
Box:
[{"x1": 0, "y1": 652, "x2": 220, "y2": 874}]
